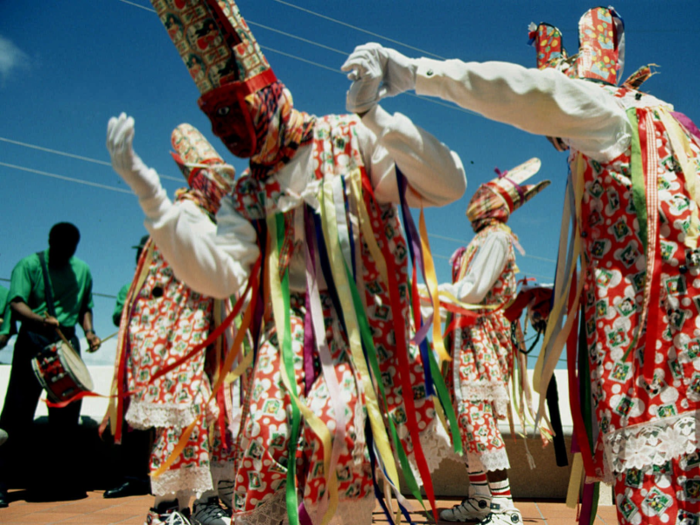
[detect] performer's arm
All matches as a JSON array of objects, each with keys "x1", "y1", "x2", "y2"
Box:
[
  {"x1": 343, "y1": 43, "x2": 631, "y2": 163},
  {"x1": 415, "y1": 59, "x2": 630, "y2": 162},
  {"x1": 106, "y1": 113, "x2": 259, "y2": 299},
  {"x1": 357, "y1": 104, "x2": 466, "y2": 208},
  {"x1": 141, "y1": 196, "x2": 258, "y2": 299},
  {"x1": 441, "y1": 232, "x2": 510, "y2": 304},
  {"x1": 79, "y1": 309, "x2": 101, "y2": 352}
]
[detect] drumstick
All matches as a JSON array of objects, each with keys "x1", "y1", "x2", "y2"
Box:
[
  {"x1": 43, "y1": 312, "x2": 79, "y2": 354},
  {"x1": 99, "y1": 331, "x2": 119, "y2": 343}
]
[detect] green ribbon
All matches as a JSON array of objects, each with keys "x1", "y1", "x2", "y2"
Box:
[
  {"x1": 271, "y1": 213, "x2": 302, "y2": 525},
  {"x1": 628, "y1": 107, "x2": 648, "y2": 254},
  {"x1": 342, "y1": 262, "x2": 426, "y2": 507}
]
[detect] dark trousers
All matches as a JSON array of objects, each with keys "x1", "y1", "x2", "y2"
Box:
[{"x1": 0, "y1": 327, "x2": 82, "y2": 493}]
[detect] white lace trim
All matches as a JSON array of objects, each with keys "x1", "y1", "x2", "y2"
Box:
[
  {"x1": 603, "y1": 411, "x2": 700, "y2": 474},
  {"x1": 125, "y1": 400, "x2": 198, "y2": 430},
  {"x1": 235, "y1": 489, "x2": 375, "y2": 525},
  {"x1": 406, "y1": 416, "x2": 462, "y2": 484},
  {"x1": 468, "y1": 450, "x2": 510, "y2": 472},
  {"x1": 235, "y1": 489, "x2": 287, "y2": 525},
  {"x1": 458, "y1": 381, "x2": 510, "y2": 404},
  {"x1": 150, "y1": 465, "x2": 214, "y2": 500}
]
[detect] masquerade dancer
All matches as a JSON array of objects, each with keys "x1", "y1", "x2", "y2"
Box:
[
  {"x1": 439, "y1": 160, "x2": 549, "y2": 524},
  {"x1": 104, "y1": 125, "x2": 238, "y2": 525},
  {"x1": 345, "y1": 6, "x2": 700, "y2": 524},
  {"x1": 107, "y1": 1, "x2": 466, "y2": 524}
]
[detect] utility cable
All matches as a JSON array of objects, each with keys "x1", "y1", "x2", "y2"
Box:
[
  {"x1": 0, "y1": 137, "x2": 183, "y2": 183},
  {"x1": 116, "y1": 0, "x2": 481, "y2": 117},
  {"x1": 271, "y1": 0, "x2": 446, "y2": 59},
  {"x1": 0, "y1": 162, "x2": 134, "y2": 195}
]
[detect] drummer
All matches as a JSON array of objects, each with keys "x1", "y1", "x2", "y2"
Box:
[{"x1": 0, "y1": 222, "x2": 101, "y2": 508}]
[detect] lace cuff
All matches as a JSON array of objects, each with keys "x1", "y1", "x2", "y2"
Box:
[
  {"x1": 150, "y1": 464, "x2": 214, "y2": 500},
  {"x1": 125, "y1": 400, "x2": 201, "y2": 430},
  {"x1": 604, "y1": 411, "x2": 700, "y2": 473}
]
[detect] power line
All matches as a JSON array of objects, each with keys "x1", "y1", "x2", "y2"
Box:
[
  {"x1": 271, "y1": 0, "x2": 446, "y2": 59},
  {"x1": 118, "y1": 0, "x2": 153, "y2": 12},
  {"x1": 262, "y1": 46, "x2": 343, "y2": 75},
  {"x1": 116, "y1": 0, "x2": 481, "y2": 118},
  {"x1": 0, "y1": 162, "x2": 134, "y2": 195},
  {"x1": 252, "y1": 22, "x2": 347, "y2": 56},
  {"x1": 0, "y1": 137, "x2": 183, "y2": 183}
]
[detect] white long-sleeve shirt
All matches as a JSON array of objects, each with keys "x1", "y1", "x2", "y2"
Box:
[
  {"x1": 440, "y1": 230, "x2": 510, "y2": 304},
  {"x1": 414, "y1": 58, "x2": 645, "y2": 164},
  {"x1": 137, "y1": 104, "x2": 466, "y2": 299}
]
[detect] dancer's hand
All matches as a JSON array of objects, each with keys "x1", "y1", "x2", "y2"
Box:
[
  {"x1": 107, "y1": 113, "x2": 163, "y2": 199},
  {"x1": 341, "y1": 43, "x2": 417, "y2": 113}
]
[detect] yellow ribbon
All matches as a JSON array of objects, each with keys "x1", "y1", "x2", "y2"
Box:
[
  {"x1": 320, "y1": 171, "x2": 401, "y2": 490},
  {"x1": 266, "y1": 213, "x2": 337, "y2": 525},
  {"x1": 566, "y1": 453, "x2": 585, "y2": 509},
  {"x1": 418, "y1": 207, "x2": 451, "y2": 363},
  {"x1": 533, "y1": 154, "x2": 585, "y2": 394}
]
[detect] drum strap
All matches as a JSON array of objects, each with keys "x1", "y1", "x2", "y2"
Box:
[{"x1": 37, "y1": 251, "x2": 58, "y2": 320}]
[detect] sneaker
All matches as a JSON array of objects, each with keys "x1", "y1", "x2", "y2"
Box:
[
  {"x1": 145, "y1": 503, "x2": 191, "y2": 525},
  {"x1": 191, "y1": 497, "x2": 231, "y2": 525},
  {"x1": 478, "y1": 508, "x2": 522, "y2": 525},
  {"x1": 440, "y1": 496, "x2": 491, "y2": 522}
]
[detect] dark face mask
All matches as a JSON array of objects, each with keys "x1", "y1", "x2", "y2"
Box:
[{"x1": 198, "y1": 83, "x2": 257, "y2": 159}]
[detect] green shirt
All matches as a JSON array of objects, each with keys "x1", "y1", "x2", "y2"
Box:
[
  {"x1": 0, "y1": 284, "x2": 10, "y2": 336},
  {"x1": 113, "y1": 283, "x2": 130, "y2": 327},
  {"x1": 9, "y1": 249, "x2": 94, "y2": 328}
]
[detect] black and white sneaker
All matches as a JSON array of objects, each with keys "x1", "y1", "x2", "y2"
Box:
[
  {"x1": 191, "y1": 497, "x2": 231, "y2": 525},
  {"x1": 440, "y1": 496, "x2": 491, "y2": 522},
  {"x1": 478, "y1": 507, "x2": 522, "y2": 524},
  {"x1": 145, "y1": 502, "x2": 191, "y2": 525}
]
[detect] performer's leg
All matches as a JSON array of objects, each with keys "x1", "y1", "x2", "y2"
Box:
[
  {"x1": 46, "y1": 335, "x2": 84, "y2": 496},
  {"x1": 613, "y1": 451, "x2": 700, "y2": 525},
  {"x1": 145, "y1": 425, "x2": 213, "y2": 525},
  {"x1": 0, "y1": 331, "x2": 45, "y2": 503},
  {"x1": 230, "y1": 320, "x2": 297, "y2": 525},
  {"x1": 298, "y1": 361, "x2": 374, "y2": 525},
  {"x1": 440, "y1": 457, "x2": 492, "y2": 522}
]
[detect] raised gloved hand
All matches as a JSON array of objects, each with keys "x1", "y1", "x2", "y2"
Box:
[
  {"x1": 106, "y1": 113, "x2": 163, "y2": 199},
  {"x1": 341, "y1": 43, "x2": 417, "y2": 114}
]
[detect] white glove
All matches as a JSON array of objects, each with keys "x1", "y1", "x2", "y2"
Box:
[
  {"x1": 341, "y1": 43, "x2": 417, "y2": 114},
  {"x1": 106, "y1": 113, "x2": 163, "y2": 199}
]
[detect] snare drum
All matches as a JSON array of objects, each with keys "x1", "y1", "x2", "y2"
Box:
[{"x1": 31, "y1": 340, "x2": 94, "y2": 403}]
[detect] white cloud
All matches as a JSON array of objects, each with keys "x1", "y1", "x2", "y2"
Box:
[{"x1": 0, "y1": 35, "x2": 30, "y2": 84}]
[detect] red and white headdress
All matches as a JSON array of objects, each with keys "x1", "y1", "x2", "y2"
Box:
[
  {"x1": 171, "y1": 123, "x2": 234, "y2": 213},
  {"x1": 528, "y1": 6, "x2": 655, "y2": 89},
  {"x1": 151, "y1": 0, "x2": 279, "y2": 157},
  {"x1": 466, "y1": 158, "x2": 550, "y2": 225}
]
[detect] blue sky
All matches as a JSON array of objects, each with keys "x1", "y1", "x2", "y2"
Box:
[{"x1": 1, "y1": 0, "x2": 699, "y2": 367}]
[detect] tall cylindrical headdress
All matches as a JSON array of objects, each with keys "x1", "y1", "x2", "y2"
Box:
[
  {"x1": 151, "y1": 0, "x2": 277, "y2": 157},
  {"x1": 529, "y1": 7, "x2": 654, "y2": 89}
]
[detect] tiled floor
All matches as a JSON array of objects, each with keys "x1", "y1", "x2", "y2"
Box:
[{"x1": 0, "y1": 491, "x2": 619, "y2": 524}]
